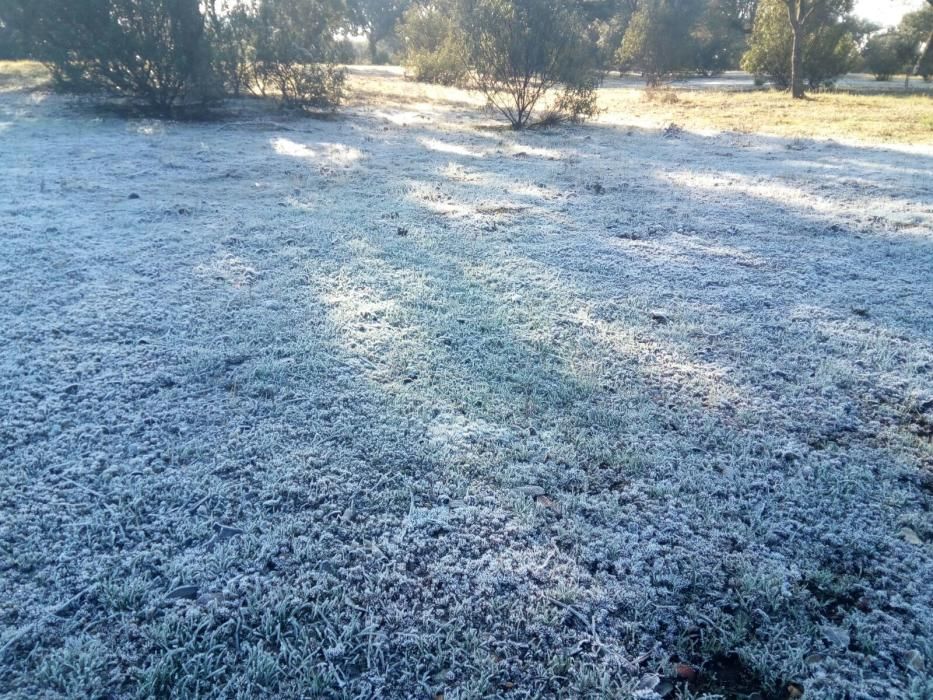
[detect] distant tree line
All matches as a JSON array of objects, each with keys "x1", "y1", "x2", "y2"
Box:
[
  {"x1": 861, "y1": 1, "x2": 933, "y2": 83},
  {"x1": 0, "y1": 0, "x2": 930, "y2": 123},
  {"x1": 397, "y1": 0, "x2": 933, "y2": 98}
]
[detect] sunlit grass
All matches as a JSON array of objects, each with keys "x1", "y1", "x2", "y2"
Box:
[
  {"x1": 1, "y1": 60, "x2": 928, "y2": 145},
  {"x1": 598, "y1": 86, "x2": 933, "y2": 145},
  {"x1": 347, "y1": 68, "x2": 933, "y2": 146},
  {"x1": 0, "y1": 60, "x2": 50, "y2": 92}
]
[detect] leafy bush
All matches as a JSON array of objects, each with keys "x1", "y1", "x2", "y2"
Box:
[
  {"x1": 457, "y1": 0, "x2": 599, "y2": 129},
  {"x1": 2, "y1": 0, "x2": 347, "y2": 114},
  {"x1": 0, "y1": 0, "x2": 217, "y2": 115},
  {"x1": 247, "y1": 0, "x2": 346, "y2": 109},
  {"x1": 861, "y1": 31, "x2": 914, "y2": 81},
  {"x1": 692, "y1": 0, "x2": 751, "y2": 76},
  {"x1": 616, "y1": 0, "x2": 704, "y2": 84},
  {"x1": 741, "y1": 0, "x2": 857, "y2": 90},
  {"x1": 206, "y1": 1, "x2": 258, "y2": 98},
  {"x1": 544, "y1": 77, "x2": 602, "y2": 124},
  {"x1": 398, "y1": 2, "x2": 467, "y2": 85}
]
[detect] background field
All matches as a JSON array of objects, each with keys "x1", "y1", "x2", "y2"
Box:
[{"x1": 1, "y1": 64, "x2": 931, "y2": 698}]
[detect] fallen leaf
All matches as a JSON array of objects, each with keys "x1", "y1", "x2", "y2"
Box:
[
  {"x1": 166, "y1": 585, "x2": 199, "y2": 600},
  {"x1": 674, "y1": 663, "x2": 696, "y2": 681},
  {"x1": 534, "y1": 494, "x2": 562, "y2": 515}
]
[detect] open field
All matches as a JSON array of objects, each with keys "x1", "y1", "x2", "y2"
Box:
[
  {"x1": 345, "y1": 66, "x2": 933, "y2": 147},
  {"x1": 7, "y1": 61, "x2": 933, "y2": 145},
  {"x1": 1, "y1": 65, "x2": 932, "y2": 698}
]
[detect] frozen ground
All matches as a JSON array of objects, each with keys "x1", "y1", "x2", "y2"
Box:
[{"x1": 0, "y1": 81, "x2": 932, "y2": 700}]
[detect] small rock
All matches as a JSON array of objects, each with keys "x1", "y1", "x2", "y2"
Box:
[
  {"x1": 649, "y1": 311, "x2": 669, "y2": 324},
  {"x1": 900, "y1": 527, "x2": 923, "y2": 545}
]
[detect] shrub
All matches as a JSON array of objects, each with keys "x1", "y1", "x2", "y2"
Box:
[
  {"x1": 543, "y1": 77, "x2": 602, "y2": 124},
  {"x1": 206, "y1": 1, "x2": 258, "y2": 98},
  {"x1": 861, "y1": 31, "x2": 914, "y2": 81},
  {"x1": 616, "y1": 0, "x2": 704, "y2": 85},
  {"x1": 251, "y1": 0, "x2": 346, "y2": 109},
  {"x1": 457, "y1": 0, "x2": 599, "y2": 129},
  {"x1": 398, "y1": 2, "x2": 467, "y2": 85},
  {"x1": 1, "y1": 0, "x2": 217, "y2": 115}
]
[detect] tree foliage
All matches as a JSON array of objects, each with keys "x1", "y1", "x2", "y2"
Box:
[
  {"x1": 0, "y1": 0, "x2": 215, "y2": 113},
  {"x1": 0, "y1": 13, "x2": 28, "y2": 59},
  {"x1": 899, "y1": 2, "x2": 933, "y2": 80},
  {"x1": 616, "y1": 0, "x2": 705, "y2": 83},
  {"x1": 398, "y1": 1, "x2": 466, "y2": 84},
  {"x1": 250, "y1": 0, "x2": 347, "y2": 108},
  {"x1": 741, "y1": 0, "x2": 856, "y2": 91},
  {"x1": 861, "y1": 30, "x2": 915, "y2": 80},
  {"x1": 609, "y1": 0, "x2": 755, "y2": 81},
  {"x1": 349, "y1": 0, "x2": 411, "y2": 63},
  {"x1": 0, "y1": 0, "x2": 347, "y2": 113}
]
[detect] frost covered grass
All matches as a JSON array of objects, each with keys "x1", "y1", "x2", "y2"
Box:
[{"x1": 1, "y1": 67, "x2": 932, "y2": 699}]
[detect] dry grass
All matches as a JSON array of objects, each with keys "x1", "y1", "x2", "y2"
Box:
[
  {"x1": 344, "y1": 66, "x2": 484, "y2": 114},
  {"x1": 598, "y1": 85, "x2": 933, "y2": 146},
  {"x1": 0, "y1": 60, "x2": 50, "y2": 93},
  {"x1": 2, "y1": 60, "x2": 930, "y2": 144}
]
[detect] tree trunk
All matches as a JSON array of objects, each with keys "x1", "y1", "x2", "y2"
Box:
[
  {"x1": 913, "y1": 29, "x2": 933, "y2": 78},
  {"x1": 367, "y1": 33, "x2": 378, "y2": 64},
  {"x1": 790, "y1": 23, "x2": 804, "y2": 98}
]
